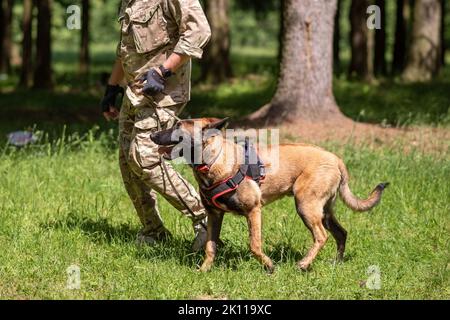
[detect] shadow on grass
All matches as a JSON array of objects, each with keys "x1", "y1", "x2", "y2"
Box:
[
  {"x1": 185, "y1": 78, "x2": 276, "y2": 119},
  {"x1": 143, "y1": 240, "x2": 309, "y2": 270},
  {"x1": 267, "y1": 242, "x2": 305, "y2": 263},
  {"x1": 41, "y1": 214, "x2": 137, "y2": 244},
  {"x1": 41, "y1": 214, "x2": 352, "y2": 270},
  {"x1": 335, "y1": 76, "x2": 450, "y2": 126}
]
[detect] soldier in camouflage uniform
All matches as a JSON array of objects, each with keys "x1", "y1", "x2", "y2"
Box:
[{"x1": 100, "y1": 0, "x2": 211, "y2": 251}]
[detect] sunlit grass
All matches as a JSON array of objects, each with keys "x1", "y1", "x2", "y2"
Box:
[{"x1": 0, "y1": 133, "x2": 448, "y2": 299}]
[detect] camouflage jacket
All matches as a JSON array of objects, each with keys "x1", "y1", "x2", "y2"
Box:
[{"x1": 117, "y1": 0, "x2": 211, "y2": 107}]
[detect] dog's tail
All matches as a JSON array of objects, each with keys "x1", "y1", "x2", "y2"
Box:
[{"x1": 338, "y1": 160, "x2": 389, "y2": 212}]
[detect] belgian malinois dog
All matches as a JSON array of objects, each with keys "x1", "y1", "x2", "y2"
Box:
[{"x1": 150, "y1": 118, "x2": 388, "y2": 273}]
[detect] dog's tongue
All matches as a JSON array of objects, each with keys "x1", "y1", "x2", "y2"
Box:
[{"x1": 158, "y1": 146, "x2": 174, "y2": 159}]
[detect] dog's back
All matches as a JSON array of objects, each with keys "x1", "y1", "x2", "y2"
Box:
[{"x1": 258, "y1": 143, "x2": 342, "y2": 204}]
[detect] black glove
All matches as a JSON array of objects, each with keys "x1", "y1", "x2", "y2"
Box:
[
  {"x1": 101, "y1": 84, "x2": 124, "y2": 113},
  {"x1": 142, "y1": 67, "x2": 171, "y2": 96}
]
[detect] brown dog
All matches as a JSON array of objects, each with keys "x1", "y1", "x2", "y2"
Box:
[{"x1": 150, "y1": 118, "x2": 388, "y2": 272}]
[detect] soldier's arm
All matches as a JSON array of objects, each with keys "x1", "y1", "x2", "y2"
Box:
[
  {"x1": 165, "y1": 0, "x2": 212, "y2": 64},
  {"x1": 146, "y1": 0, "x2": 212, "y2": 90},
  {"x1": 108, "y1": 58, "x2": 125, "y2": 85},
  {"x1": 101, "y1": 59, "x2": 125, "y2": 121},
  {"x1": 158, "y1": 53, "x2": 190, "y2": 76}
]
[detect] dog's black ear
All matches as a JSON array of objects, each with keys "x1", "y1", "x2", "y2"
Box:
[{"x1": 206, "y1": 118, "x2": 229, "y2": 131}]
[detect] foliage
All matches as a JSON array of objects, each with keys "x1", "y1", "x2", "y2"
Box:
[{"x1": 1, "y1": 47, "x2": 449, "y2": 146}]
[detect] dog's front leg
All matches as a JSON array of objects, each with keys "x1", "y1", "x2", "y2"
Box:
[
  {"x1": 199, "y1": 211, "x2": 224, "y2": 272},
  {"x1": 247, "y1": 206, "x2": 274, "y2": 273}
]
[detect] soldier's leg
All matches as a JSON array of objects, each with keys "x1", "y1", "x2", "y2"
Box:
[
  {"x1": 128, "y1": 105, "x2": 208, "y2": 249},
  {"x1": 119, "y1": 148, "x2": 171, "y2": 242},
  {"x1": 118, "y1": 98, "x2": 170, "y2": 243}
]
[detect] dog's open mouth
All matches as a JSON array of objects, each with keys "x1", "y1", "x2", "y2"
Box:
[
  {"x1": 158, "y1": 145, "x2": 176, "y2": 160},
  {"x1": 151, "y1": 128, "x2": 187, "y2": 161}
]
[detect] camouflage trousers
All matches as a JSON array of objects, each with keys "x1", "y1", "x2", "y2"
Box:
[{"x1": 119, "y1": 96, "x2": 206, "y2": 238}]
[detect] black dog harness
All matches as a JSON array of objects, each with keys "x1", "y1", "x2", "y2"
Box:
[{"x1": 196, "y1": 139, "x2": 266, "y2": 210}]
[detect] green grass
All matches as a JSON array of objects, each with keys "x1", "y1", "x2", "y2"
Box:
[
  {"x1": 334, "y1": 72, "x2": 450, "y2": 127},
  {"x1": 1, "y1": 1, "x2": 449, "y2": 299},
  {"x1": 1, "y1": 42, "x2": 449, "y2": 300},
  {"x1": 0, "y1": 135, "x2": 448, "y2": 299}
]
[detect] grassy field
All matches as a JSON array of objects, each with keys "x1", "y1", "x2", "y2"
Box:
[
  {"x1": 0, "y1": 134, "x2": 448, "y2": 299},
  {"x1": 1, "y1": 43, "x2": 449, "y2": 299}
]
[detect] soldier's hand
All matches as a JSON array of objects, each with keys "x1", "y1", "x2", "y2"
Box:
[
  {"x1": 141, "y1": 68, "x2": 165, "y2": 96},
  {"x1": 101, "y1": 84, "x2": 124, "y2": 121},
  {"x1": 103, "y1": 106, "x2": 120, "y2": 121}
]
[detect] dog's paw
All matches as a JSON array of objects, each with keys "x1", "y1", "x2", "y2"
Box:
[
  {"x1": 198, "y1": 263, "x2": 212, "y2": 273},
  {"x1": 297, "y1": 260, "x2": 311, "y2": 272},
  {"x1": 265, "y1": 265, "x2": 275, "y2": 275}
]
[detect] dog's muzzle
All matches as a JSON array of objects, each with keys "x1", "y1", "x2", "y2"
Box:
[
  {"x1": 150, "y1": 128, "x2": 189, "y2": 160},
  {"x1": 150, "y1": 128, "x2": 179, "y2": 146}
]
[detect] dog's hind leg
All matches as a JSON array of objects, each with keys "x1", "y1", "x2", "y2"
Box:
[
  {"x1": 246, "y1": 205, "x2": 274, "y2": 273},
  {"x1": 295, "y1": 198, "x2": 328, "y2": 271},
  {"x1": 199, "y1": 211, "x2": 224, "y2": 272},
  {"x1": 323, "y1": 200, "x2": 347, "y2": 262}
]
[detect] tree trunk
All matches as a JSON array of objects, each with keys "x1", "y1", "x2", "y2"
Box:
[
  {"x1": 0, "y1": 1, "x2": 5, "y2": 74},
  {"x1": 0, "y1": 0, "x2": 14, "y2": 75},
  {"x1": 392, "y1": 0, "x2": 411, "y2": 74},
  {"x1": 33, "y1": 0, "x2": 52, "y2": 89},
  {"x1": 348, "y1": 0, "x2": 373, "y2": 81},
  {"x1": 441, "y1": 0, "x2": 445, "y2": 66},
  {"x1": 248, "y1": 0, "x2": 344, "y2": 124},
  {"x1": 374, "y1": 0, "x2": 387, "y2": 76},
  {"x1": 333, "y1": 0, "x2": 341, "y2": 74},
  {"x1": 402, "y1": 0, "x2": 442, "y2": 82},
  {"x1": 278, "y1": 0, "x2": 285, "y2": 63},
  {"x1": 19, "y1": 0, "x2": 34, "y2": 88},
  {"x1": 79, "y1": 0, "x2": 90, "y2": 75},
  {"x1": 200, "y1": 0, "x2": 232, "y2": 84}
]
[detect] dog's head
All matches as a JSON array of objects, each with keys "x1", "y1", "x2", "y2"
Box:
[{"x1": 150, "y1": 117, "x2": 229, "y2": 163}]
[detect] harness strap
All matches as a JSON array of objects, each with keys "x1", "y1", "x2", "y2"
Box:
[
  {"x1": 200, "y1": 166, "x2": 247, "y2": 210},
  {"x1": 244, "y1": 138, "x2": 266, "y2": 184},
  {"x1": 199, "y1": 139, "x2": 266, "y2": 211}
]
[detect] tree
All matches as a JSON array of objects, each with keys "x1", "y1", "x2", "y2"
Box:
[
  {"x1": 200, "y1": 0, "x2": 232, "y2": 83},
  {"x1": 348, "y1": 0, "x2": 373, "y2": 81},
  {"x1": 79, "y1": 0, "x2": 90, "y2": 74},
  {"x1": 19, "y1": 0, "x2": 34, "y2": 88},
  {"x1": 441, "y1": 0, "x2": 445, "y2": 65},
  {"x1": 333, "y1": 0, "x2": 341, "y2": 74},
  {"x1": 374, "y1": 0, "x2": 387, "y2": 75},
  {"x1": 235, "y1": 0, "x2": 281, "y2": 60},
  {"x1": 248, "y1": 0, "x2": 344, "y2": 124},
  {"x1": 33, "y1": 0, "x2": 53, "y2": 89},
  {"x1": 0, "y1": 0, "x2": 14, "y2": 76},
  {"x1": 278, "y1": 0, "x2": 285, "y2": 62},
  {"x1": 392, "y1": 0, "x2": 411, "y2": 74},
  {"x1": 402, "y1": 0, "x2": 442, "y2": 82}
]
